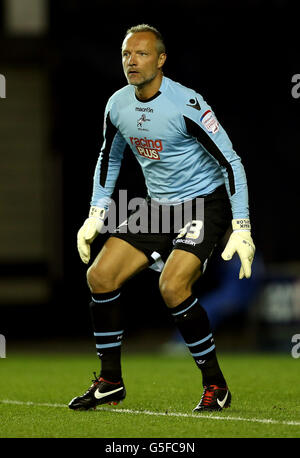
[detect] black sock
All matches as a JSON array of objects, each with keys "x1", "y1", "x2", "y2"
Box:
[
  {"x1": 170, "y1": 295, "x2": 226, "y2": 387},
  {"x1": 89, "y1": 289, "x2": 123, "y2": 382}
]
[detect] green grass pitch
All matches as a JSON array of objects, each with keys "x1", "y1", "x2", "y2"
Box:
[{"x1": 1, "y1": 347, "x2": 300, "y2": 438}]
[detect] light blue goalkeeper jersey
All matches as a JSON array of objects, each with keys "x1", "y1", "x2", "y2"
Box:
[{"x1": 91, "y1": 76, "x2": 249, "y2": 218}]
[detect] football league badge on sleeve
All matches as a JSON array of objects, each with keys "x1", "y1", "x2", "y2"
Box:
[{"x1": 200, "y1": 110, "x2": 219, "y2": 134}]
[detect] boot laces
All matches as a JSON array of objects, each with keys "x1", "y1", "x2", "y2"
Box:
[
  {"x1": 88, "y1": 372, "x2": 101, "y2": 390},
  {"x1": 201, "y1": 385, "x2": 217, "y2": 406}
]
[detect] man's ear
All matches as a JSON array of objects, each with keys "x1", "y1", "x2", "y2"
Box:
[{"x1": 158, "y1": 53, "x2": 167, "y2": 69}]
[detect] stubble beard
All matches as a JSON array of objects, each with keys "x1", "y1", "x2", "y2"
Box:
[{"x1": 127, "y1": 71, "x2": 158, "y2": 89}]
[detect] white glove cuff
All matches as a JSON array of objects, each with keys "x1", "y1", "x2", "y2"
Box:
[
  {"x1": 89, "y1": 206, "x2": 106, "y2": 220},
  {"x1": 232, "y1": 218, "x2": 251, "y2": 231}
]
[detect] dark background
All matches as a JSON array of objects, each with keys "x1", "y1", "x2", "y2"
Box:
[{"x1": 0, "y1": 0, "x2": 299, "y2": 349}]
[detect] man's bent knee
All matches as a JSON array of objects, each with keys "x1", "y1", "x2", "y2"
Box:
[
  {"x1": 159, "y1": 251, "x2": 202, "y2": 308},
  {"x1": 86, "y1": 237, "x2": 149, "y2": 293},
  {"x1": 87, "y1": 263, "x2": 120, "y2": 293},
  {"x1": 159, "y1": 275, "x2": 190, "y2": 308}
]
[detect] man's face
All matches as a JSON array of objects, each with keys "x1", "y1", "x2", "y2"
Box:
[{"x1": 122, "y1": 32, "x2": 165, "y2": 88}]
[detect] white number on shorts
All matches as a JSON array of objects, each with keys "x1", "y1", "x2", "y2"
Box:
[{"x1": 177, "y1": 220, "x2": 203, "y2": 240}]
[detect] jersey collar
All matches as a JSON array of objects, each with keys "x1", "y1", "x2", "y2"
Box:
[{"x1": 134, "y1": 76, "x2": 167, "y2": 103}]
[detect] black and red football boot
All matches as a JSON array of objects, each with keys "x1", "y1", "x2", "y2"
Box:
[
  {"x1": 69, "y1": 372, "x2": 126, "y2": 411},
  {"x1": 193, "y1": 385, "x2": 231, "y2": 412}
]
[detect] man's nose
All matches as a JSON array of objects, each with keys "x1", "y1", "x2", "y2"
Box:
[{"x1": 128, "y1": 54, "x2": 137, "y2": 65}]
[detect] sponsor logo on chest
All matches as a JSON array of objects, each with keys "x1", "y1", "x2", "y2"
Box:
[
  {"x1": 129, "y1": 136, "x2": 163, "y2": 160},
  {"x1": 137, "y1": 113, "x2": 150, "y2": 130},
  {"x1": 135, "y1": 106, "x2": 153, "y2": 132}
]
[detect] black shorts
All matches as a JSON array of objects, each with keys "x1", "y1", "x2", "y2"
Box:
[{"x1": 111, "y1": 185, "x2": 232, "y2": 271}]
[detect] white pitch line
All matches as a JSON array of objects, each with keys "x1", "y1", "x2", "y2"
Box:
[
  {"x1": 1, "y1": 399, "x2": 300, "y2": 427},
  {"x1": 1, "y1": 399, "x2": 66, "y2": 408}
]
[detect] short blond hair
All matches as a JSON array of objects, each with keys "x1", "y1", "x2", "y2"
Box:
[{"x1": 124, "y1": 24, "x2": 166, "y2": 55}]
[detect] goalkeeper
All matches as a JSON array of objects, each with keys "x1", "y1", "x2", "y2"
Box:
[{"x1": 69, "y1": 24, "x2": 255, "y2": 412}]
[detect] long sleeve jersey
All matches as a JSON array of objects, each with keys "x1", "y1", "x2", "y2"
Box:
[{"x1": 91, "y1": 76, "x2": 249, "y2": 219}]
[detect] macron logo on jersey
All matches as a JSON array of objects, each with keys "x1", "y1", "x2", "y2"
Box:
[{"x1": 129, "y1": 136, "x2": 162, "y2": 160}]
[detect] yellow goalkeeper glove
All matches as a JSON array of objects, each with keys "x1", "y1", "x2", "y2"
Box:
[
  {"x1": 221, "y1": 219, "x2": 255, "y2": 279},
  {"x1": 77, "y1": 206, "x2": 106, "y2": 264}
]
